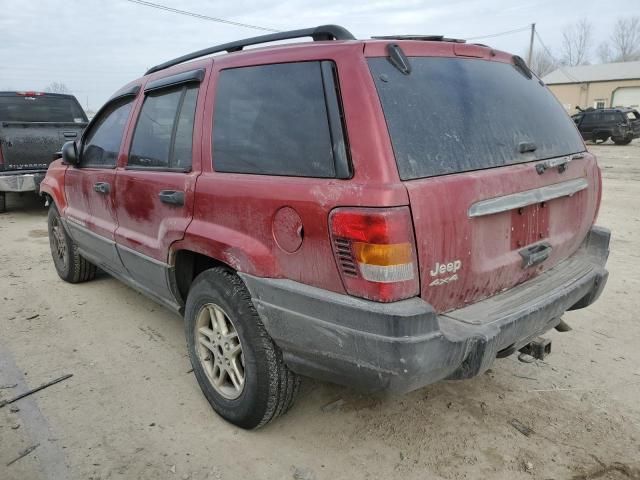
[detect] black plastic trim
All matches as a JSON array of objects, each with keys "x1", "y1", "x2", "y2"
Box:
[
  {"x1": 145, "y1": 69, "x2": 205, "y2": 93},
  {"x1": 320, "y1": 61, "x2": 352, "y2": 179},
  {"x1": 109, "y1": 84, "x2": 141, "y2": 102},
  {"x1": 144, "y1": 25, "x2": 356, "y2": 75}
]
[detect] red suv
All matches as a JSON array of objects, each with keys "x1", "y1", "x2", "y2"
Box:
[{"x1": 41, "y1": 25, "x2": 610, "y2": 429}]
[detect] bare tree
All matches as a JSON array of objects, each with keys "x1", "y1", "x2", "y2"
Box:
[
  {"x1": 596, "y1": 42, "x2": 614, "y2": 63},
  {"x1": 561, "y1": 19, "x2": 592, "y2": 66},
  {"x1": 44, "y1": 82, "x2": 71, "y2": 94},
  {"x1": 529, "y1": 48, "x2": 558, "y2": 78},
  {"x1": 597, "y1": 16, "x2": 640, "y2": 62}
]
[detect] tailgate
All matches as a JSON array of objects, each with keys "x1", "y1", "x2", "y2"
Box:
[
  {"x1": 367, "y1": 49, "x2": 597, "y2": 312},
  {"x1": 405, "y1": 157, "x2": 599, "y2": 312},
  {"x1": 0, "y1": 122, "x2": 84, "y2": 170}
]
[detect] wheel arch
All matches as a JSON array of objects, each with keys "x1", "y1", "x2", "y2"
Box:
[{"x1": 171, "y1": 248, "x2": 236, "y2": 304}]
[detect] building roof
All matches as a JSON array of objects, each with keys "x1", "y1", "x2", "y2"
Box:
[{"x1": 542, "y1": 61, "x2": 640, "y2": 85}]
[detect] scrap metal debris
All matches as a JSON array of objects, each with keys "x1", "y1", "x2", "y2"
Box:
[
  {"x1": 510, "y1": 419, "x2": 534, "y2": 437},
  {"x1": 0, "y1": 373, "x2": 72, "y2": 408},
  {"x1": 6, "y1": 444, "x2": 39, "y2": 466}
]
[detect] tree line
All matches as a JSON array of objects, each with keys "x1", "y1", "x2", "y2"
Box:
[{"x1": 530, "y1": 16, "x2": 640, "y2": 77}]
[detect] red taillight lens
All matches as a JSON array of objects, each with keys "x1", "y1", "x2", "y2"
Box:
[
  {"x1": 16, "y1": 91, "x2": 44, "y2": 97},
  {"x1": 329, "y1": 207, "x2": 419, "y2": 302}
]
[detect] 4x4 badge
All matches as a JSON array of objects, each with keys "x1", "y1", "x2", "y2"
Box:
[{"x1": 429, "y1": 274, "x2": 459, "y2": 286}]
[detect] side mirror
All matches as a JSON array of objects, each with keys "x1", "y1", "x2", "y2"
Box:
[{"x1": 61, "y1": 141, "x2": 79, "y2": 166}]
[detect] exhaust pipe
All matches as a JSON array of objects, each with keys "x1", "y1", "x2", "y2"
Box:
[{"x1": 518, "y1": 336, "x2": 551, "y2": 360}]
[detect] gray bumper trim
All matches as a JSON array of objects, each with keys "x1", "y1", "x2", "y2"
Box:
[
  {"x1": 240, "y1": 226, "x2": 610, "y2": 393},
  {"x1": 0, "y1": 172, "x2": 46, "y2": 192}
]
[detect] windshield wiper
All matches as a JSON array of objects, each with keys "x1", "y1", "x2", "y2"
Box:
[{"x1": 535, "y1": 153, "x2": 584, "y2": 174}]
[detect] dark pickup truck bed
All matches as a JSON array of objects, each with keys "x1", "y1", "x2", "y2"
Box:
[{"x1": 0, "y1": 91, "x2": 87, "y2": 212}]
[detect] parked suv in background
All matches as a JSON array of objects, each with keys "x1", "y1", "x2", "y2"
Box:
[
  {"x1": 0, "y1": 91, "x2": 87, "y2": 212},
  {"x1": 572, "y1": 107, "x2": 640, "y2": 145},
  {"x1": 41, "y1": 25, "x2": 610, "y2": 429}
]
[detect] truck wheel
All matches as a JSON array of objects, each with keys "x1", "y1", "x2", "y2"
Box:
[
  {"x1": 185, "y1": 267, "x2": 299, "y2": 429},
  {"x1": 0, "y1": 192, "x2": 5, "y2": 213},
  {"x1": 612, "y1": 137, "x2": 632, "y2": 145},
  {"x1": 47, "y1": 205, "x2": 97, "y2": 283}
]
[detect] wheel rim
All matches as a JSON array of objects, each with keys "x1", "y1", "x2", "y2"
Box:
[
  {"x1": 195, "y1": 303, "x2": 245, "y2": 400},
  {"x1": 50, "y1": 216, "x2": 68, "y2": 270}
]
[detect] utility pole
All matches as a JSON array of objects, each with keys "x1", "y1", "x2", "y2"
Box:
[{"x1": 527, "y1": 23, "x2": 536, "y2": 65}]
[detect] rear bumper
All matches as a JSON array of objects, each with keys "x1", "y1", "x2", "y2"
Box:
[
  {"x1": 0, "y1": 170, "x2": 46, "y2": 192},
  {"x1": 241, "y1": 226, "x2": 610, "y2": 393}
]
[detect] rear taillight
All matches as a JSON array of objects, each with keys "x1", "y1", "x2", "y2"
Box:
[{"x1": 329, "y1": 207, "x2": 419, "y2": 302}]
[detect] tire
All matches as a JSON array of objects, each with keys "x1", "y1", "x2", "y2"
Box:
[
  {"x1": 0, "y1": 192, "x2": 6, "y2": 214},
  {"x1": 47, "y1": 205, "x2": 97, "y2": 283},
  {"x1": 592, "y1": 132, "x2": 609, "y2": 144},
  {"x1": 612, "y1": 137, "x2": 632, "y2": 145},
  {"x1": 185, "y1": 267, "x2": 299, "y2": 429}
]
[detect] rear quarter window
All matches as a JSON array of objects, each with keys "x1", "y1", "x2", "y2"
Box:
[
  {"x1": 212, "y1": 62, "x2": 337, "y2": 178},
  {"x1": 368, "y1": 57, "x2": 585, "y2": 180}
]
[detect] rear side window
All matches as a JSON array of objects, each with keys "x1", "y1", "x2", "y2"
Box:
[
  {"x1": 601, "y1": 112, "x2": 622, "y2": 123},
  {"x1": 129, "y1": 86, "x2": 198, "y2": 170},
  {"x1": 368, "y1": 57, "x2": 585, "y2": 180},
  {"x1": 0, "y1": 94, "x2": 87, "y2": 123},
  {"x1": 81, "y1": 98, "x2": 134, "y2": 167},
  {"x1": 212, "y1": 61, "x2": 347, "y2": 178},
  {"x1": 580, "y1": 113, "x2": 599, "y2": 126}
]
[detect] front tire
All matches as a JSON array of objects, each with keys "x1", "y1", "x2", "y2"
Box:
[
  {"x1": 47, "y1": 205, "x2": 97, "y2": 283},
  {"x1": 185, "y1": 267, "x2": 299, "y2": 429}
]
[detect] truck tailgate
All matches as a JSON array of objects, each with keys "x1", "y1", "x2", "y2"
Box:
[{"x1": 0, "y1": 121, "x2": 84, "y2": 170}]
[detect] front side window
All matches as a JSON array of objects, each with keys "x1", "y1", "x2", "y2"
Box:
[
  {"x1": 129, "y1": 85, "x2": 198, "y2": 170},
  {"x1": 212, "y1": 62, "x2": 341, "y2": 177},
  {"x1": 81, "y1": 98, "x2": 134, "y2": 167}
]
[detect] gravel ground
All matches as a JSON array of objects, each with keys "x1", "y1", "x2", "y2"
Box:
[{"x1": 1, "y1": 141, "x2": 639, "y2": 480}]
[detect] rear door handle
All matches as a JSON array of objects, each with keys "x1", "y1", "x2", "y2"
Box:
[
  {"x1": 93, "y1": 182, "x2": 110, "y2": 194},
  {"x1": 519, "y1": 242, "x2": 552, "y2": 268},
  {"x1": 158, "y1": 190, "x2": 184, "y2": 206},
  {"x1": 63, "y1": 131, "x2": 78, "y2": 138}
]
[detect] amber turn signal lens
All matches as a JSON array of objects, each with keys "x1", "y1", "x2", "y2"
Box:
[{"x1": 352, "y1": 242, "x2": 413, "y2": 266}]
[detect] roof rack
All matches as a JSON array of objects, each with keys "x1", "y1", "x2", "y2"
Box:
[
  {"x1": 145, "y1": 24, "x2": 355, "y2": 75},
  {"x1": 371, "y1": 35, "x2": 466, "y2": 43}
]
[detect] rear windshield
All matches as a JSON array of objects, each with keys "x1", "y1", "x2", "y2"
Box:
[
  {"x1": 368, "y1": 57, "x2": 585, "y2": 180},
  {"x1": 0, "y1": 95, "x2": 87, "y2": 123}
]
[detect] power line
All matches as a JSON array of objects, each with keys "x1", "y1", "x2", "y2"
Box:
[
  {"x1": 124, "y1": 0, "x2": 280, "y2": 33},
  {"x1": 534, "y1": 30, "x2": 581, "y2": 83},
  {"x1": 464, "y1": 26, "x2": 530, "y2": 41}
]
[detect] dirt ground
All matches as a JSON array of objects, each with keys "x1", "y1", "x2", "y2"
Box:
[{"x1": 1, "y1": 142, "x2": 639, "y2": 480}]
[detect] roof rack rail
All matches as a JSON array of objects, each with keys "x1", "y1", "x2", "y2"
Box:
[
  {"x1": 371, "y1": 35, "x2": 466, "y2": 43},
  {"x1": 145, "y1": 24, "x2": 355, "y2": 75}
]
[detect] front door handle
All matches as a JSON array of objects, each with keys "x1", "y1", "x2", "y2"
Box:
[
  {"x1": 94, "y1": 182, "x2": 110, "y2": 194},
  {"x1": 158, "y1": 190, "x2": 184, "y2": 206},
  {"x1": 519, "y1": 242, "x2": 552, "y2": 269}
]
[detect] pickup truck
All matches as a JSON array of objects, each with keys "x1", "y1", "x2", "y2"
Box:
[{"x1": 0, "y1": 91, "x2": 88, "y2": 212}]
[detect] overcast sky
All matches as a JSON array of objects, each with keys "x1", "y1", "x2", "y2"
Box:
[{"x1": 1, "y1": 0, "x2": 638, "y2": 110}]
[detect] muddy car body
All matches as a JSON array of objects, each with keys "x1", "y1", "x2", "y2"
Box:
[{"x1": 41, "y1": 25, "x2": 610, "y2": 428}]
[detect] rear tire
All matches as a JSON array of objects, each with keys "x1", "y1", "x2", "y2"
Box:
[
  {"x1": 47, "y1": 205, "x2": 97, "y2": 283},
  {"x1": 0, "y1": 192, "x2": 6, "y2": 213},
  {"x1": 612, "y1": 137, "x2": 632, "y2": 145},
  {"x1": 185, "y1": 267, "x2": 299, "y2": 429}
]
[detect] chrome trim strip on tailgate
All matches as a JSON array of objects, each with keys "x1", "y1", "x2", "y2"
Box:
[{"x1": 468, "y1": 178, "x2": 589, "y2": 218}]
